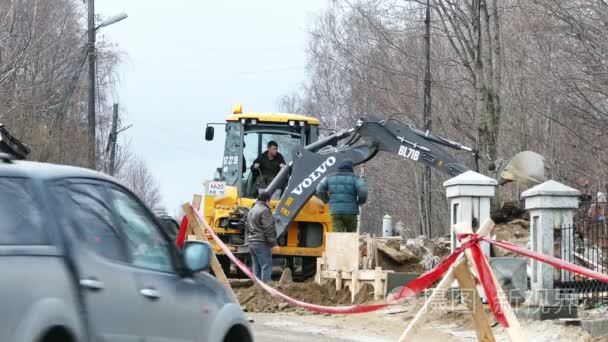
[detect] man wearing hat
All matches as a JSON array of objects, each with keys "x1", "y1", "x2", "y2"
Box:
[{"x1": 316, "y1": 159, "x2": 368, "y2": 232}]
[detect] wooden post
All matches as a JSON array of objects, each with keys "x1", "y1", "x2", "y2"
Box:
[
  {"x1": 336, "y1": 270, "x2": 342, "y2": 291},
  {"x1": 373, "y1": 237, "x2": 379, "y2": 269},
  {"x1": 192, "y1": 194, "x2": 202, "y2": 210},
  {"x1": 374, "y1": 266, "x2": 384, "y2": 300},
  {"x1": 454, "y1": 222, "x2": 526, "y2": 341},
  {"x1": 453, "y1": 261, "x2": 496, "y2": 342},
  {"x1": 399, "y1": 219, "x2": 522, "y2": 341},
  {"x1": 366, "y1": 235, "x2": 374, "y2": 269},
  {"x1": 182, "y1": 203, "x2": 237, "y2": 302},
  {"x1": 351, "y1": 270, "x2": 359, "y2": 303},
  {"x1": 315, "y1": 252, "x2": 326, "y2": 284},
  {"x1": 186, "y1": 194, "x2": 203, "y2": 241}
]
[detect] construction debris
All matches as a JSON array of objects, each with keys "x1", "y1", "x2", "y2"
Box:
[
  {"x1": 376, "y1": 240, "x2": 420, "y2": 264},
  {"x1": 374, "y1": 236, "x2": 450, "y2": 273}
]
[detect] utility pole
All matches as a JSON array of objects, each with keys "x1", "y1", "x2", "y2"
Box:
[
  {"x1": 108, "y1": 103, "x2": 119, "y2": 176},
  {"x1": 422, "y1": 0, "x2": 433, "y2": 237},
  {"x1": 87, "y1": 0, "x2": 96, "y2": 170},
  {"x1": 106, "y1": 103, "x2": 132, "y2": 177}
]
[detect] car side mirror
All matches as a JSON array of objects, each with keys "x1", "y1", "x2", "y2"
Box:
[
  {"x1": 183, "y1": 240, "x2": 212, "y2": 273},
  {"x1": 205, "y1": 126, "x2": 215, "y2": 141}
]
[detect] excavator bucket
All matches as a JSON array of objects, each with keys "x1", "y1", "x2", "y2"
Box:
[{"x1": 499, "y1": 151, "x2": 545, "y2": 185}]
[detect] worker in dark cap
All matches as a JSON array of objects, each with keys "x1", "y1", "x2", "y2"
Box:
[{"x1": 316, "y1": 159, "x2": 368, "y2": 232}]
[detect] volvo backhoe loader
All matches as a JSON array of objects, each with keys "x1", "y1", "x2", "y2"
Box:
[{"x1": 203, "y1": 106, "x2": 544, "y2": 279}]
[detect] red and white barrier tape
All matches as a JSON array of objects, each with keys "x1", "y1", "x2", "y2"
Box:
[{"x1": 187, "y1": 206, "x2": 608, "y2": 323}]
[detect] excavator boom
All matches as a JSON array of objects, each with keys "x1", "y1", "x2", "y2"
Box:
[{"x1": 269, "y1": 116, "x2": 544, "y2": 238}]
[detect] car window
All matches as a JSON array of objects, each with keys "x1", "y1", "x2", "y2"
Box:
[
  {"x1": 156, "y1": 216, "x2": 179, "y2": 240},
  {"x1": 108, "y1": 187, "x2": 173, "y2": 273},
  {"x1": 60, "y1": 182, "x2": 125, "y2": 261},
  {"x1": 0, "y1": 177, "x2": 47, "y2": 244}
]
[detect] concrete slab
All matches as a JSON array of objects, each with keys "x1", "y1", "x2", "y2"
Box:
[{"x1": 514, "y1": 305, "x2": 578, "y2": 321}]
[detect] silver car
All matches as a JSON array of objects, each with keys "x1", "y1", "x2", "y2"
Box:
[{"x1": 0, "y1": 155, "x2": 252, "y2": 342}]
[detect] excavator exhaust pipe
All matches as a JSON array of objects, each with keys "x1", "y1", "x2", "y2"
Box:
[{"x1": 498, "y1": 151, "x2": 545, "y2": 186}]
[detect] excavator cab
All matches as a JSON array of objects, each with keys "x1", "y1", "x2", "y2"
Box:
[{"x1": 209, "y1": 105, "x2": 320, "y2": 199}]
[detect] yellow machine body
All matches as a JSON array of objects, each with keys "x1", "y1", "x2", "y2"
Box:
[{"x1": 203, "y1": 106, "x2": 332, "y2": 276}]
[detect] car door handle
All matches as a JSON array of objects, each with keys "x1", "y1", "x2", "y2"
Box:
[
  {"x1": 79, "y1": 278, "x2": 104, "y2": 290},
  {"x1": 139, "y1": 288, "x2": 160, "y2": 299}
]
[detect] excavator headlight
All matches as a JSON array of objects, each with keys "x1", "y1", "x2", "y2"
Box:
[
  {"x1": 299, "y1": 121, "x2": 305, "y2": 126},
  {"x1": 288, "y1": 120, "x2": 295, "y2": 126},
  {"x1": 251, "y1": 119, "x2": 257, "y2": 125}
]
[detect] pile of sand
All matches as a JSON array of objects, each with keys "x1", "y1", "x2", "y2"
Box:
[{"x1": 235, "y1": 280, "x2": 377, "y2": 313}]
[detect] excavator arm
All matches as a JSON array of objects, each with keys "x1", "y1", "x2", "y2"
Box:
[{"x1": 267, "y1": 116, "x2": 481, "y2": 238}]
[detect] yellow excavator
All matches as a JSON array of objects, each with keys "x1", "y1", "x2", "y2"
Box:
[
  {"x1": 203, "y1": 105, "x2": 329, "y2": 279},
  {"x1": 203, "y1": 104, "x2": 544, "y2": 279}
]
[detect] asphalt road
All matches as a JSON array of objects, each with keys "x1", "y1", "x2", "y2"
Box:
[{"x1": 249, "y1": 313, "x2": 393, "y2": 342}]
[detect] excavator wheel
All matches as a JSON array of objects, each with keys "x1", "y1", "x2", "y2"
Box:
[
  {"x1": 289, "y1": 256, "x2": 317, "y2": 282},
  {"x1": 299, "y1": 256, "x2": 317, "y2": 281}
]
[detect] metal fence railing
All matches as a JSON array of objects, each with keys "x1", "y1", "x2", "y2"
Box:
[{"x1": 555, "y1": 221, "x2": 608, "y2": 303}]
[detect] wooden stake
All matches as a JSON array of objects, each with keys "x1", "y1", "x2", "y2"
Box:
[
  {"x1": 454, "y1": 260, "x2": 496, "y2": 342},
  {"x1": 182, "y1": 203, "x2": 237, "y2": 302},
  {"x1": 351, "y1": 270, "x2": 359, "y2": 303},
  {"x1": 454, "y1": 222, "x2": 527, "y2": 342},
  {"x1": 374, "y1": 266, "x2": 384, "y2": 300},
  {"x1": 186, "y1": 194, "x2": 203, "y2": 241},
  {"x1": 399, "y1": 219, "x2": 523, "y2": 342},
  {"x1": 192, "y1": 194, "x2": 202, "y2": 210}
]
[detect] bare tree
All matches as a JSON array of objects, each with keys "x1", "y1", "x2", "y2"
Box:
[
  {"x1": 0, "y1": 0, "x2": 121, "y2": 168},
  {"x1": 118, "y1": 158, "x2": 163, "y2": 211},
  {"x1": 281, "y1": 0, "x2": 608, "y2": 236}
]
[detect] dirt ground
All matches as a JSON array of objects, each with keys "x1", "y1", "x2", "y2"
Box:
[
  {"x1": 240, "y1": 200, "x2": 598, "y2": 341},
  {"x1": 249, "y1": 307, "x2": 595, "y2": 342},
  {"x1": 238, "y1": 281, "x2": 597, "y2": 341},
  {"x1": 249, "y1": 310, "x2": 594, "y2": 341},
  {"x1": 235, "y1": 280, "x2": 376, "y2": 313}
]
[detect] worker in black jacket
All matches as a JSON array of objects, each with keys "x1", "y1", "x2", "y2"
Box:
[
  {"x1": 251, "y1": 141, "x2": 286, "y2": 197},
  {"x1": 247, "y1": 191, "x2": 280, "y2": 282}
]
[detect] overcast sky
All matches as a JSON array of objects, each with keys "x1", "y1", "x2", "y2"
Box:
[{"x1": 95, "y1": 1, "x2": 327, "y2": 215}]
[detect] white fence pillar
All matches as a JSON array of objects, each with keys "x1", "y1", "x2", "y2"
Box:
[
  {"x1": 521, "y1": 180, "x2": 580, "y2": 305},
  {"x1": 444, "y1": 171, "x2": 497, "y2": 256}
]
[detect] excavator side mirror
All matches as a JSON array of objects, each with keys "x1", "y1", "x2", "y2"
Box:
[
  {"x1": 205, "y1": 126, "x2": 215, "y2": 141},
  {"x1": 214, "y1": 167, "x2": 223, "y2": 181}
]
